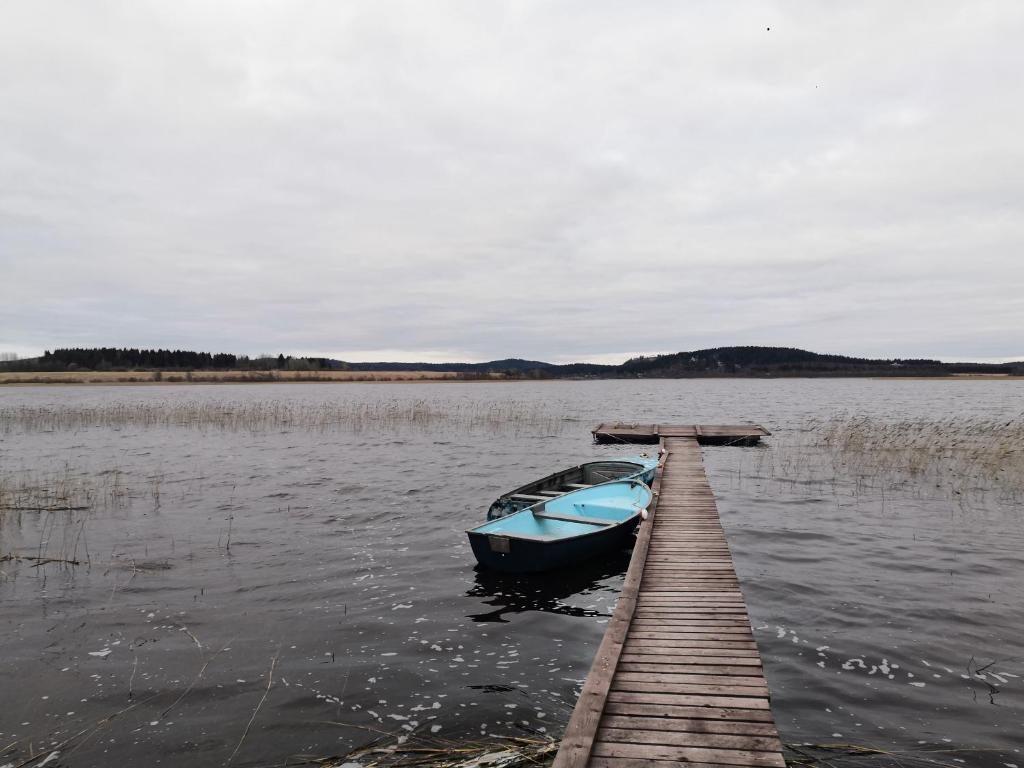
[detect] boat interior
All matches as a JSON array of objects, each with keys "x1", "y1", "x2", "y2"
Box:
[
  {"x1": 488, "y1": 459, "x2": 655, "y2": 519},
  {"x1": 475, "y1": 481, "x2": 652, "y2": 541}
]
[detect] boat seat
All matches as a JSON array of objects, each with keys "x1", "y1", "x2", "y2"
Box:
[
  {"x1": 564, "y1": 483, "x2": 593, "y2": 489},
  {"x1": 509, "y1": 494, "x2": 549, "y2": 502},
  {"x1": 537, "y1": 491, "x2": 563, "y2": 497},
  {"x1": 532, "y1": 511, "x2": 614, "y2": 527}
]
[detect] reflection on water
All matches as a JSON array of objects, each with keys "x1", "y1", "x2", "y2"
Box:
[
  {"x1": 466, "y1": 545, "x2": 633, "y2": 622},
  {"x1": 1, "y1": 379, "x2": 1023, "y2": 767}
]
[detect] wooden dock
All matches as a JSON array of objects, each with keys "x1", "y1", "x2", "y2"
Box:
[
  {"x1": 593, "y1": 423, "x2": 771, "y2": 446},
  {"x1": 554, "y1": 426, "x2": 784, "y2": 768}
]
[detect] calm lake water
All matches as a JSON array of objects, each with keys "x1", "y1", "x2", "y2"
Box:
[{"x1": 1, "y1": 379, "x2": 1022, "y2": 767}]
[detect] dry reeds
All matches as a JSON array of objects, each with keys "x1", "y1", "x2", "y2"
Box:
[
  {"x1": 747, "y1": 415, "x2": 1024, "y2": 502},
  {"x1": 0, "y1": 466, "x2": 129, "y2": 513},
  {"x1": 817, "y1": 415, "x2": 1024, "y2": 497},
  {"x1": 0, "y1": 398, "x2": 564, "y2": 435},
  {"x1": 310, "y1": 731, "x2": 557, "y2": 768}
]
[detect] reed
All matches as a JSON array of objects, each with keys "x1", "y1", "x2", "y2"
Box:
[
  {"x1": 817, "y1": 415, "x2": 1024, "y2": 497},
  {"x1": 0, "y1": 398, "x2": 565, "y2": 435},
  {"x1": 315, "y1": 731, "x2": 557, "y2": 768},
  {"x1": 741, "y1": 415, "x2": 1024, "y2": 502},
  {"x1": 0, "y1": 466, "x2": 130, "y2": 513}
]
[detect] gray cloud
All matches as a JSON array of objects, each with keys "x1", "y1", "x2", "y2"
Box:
[{"x1": 2, "y1": 1, "x2": 1022, "y2": 362}]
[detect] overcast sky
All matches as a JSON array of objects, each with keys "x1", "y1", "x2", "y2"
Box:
[{"x1": 2, "y1": 2, "x2": 1022, "y2": 364}]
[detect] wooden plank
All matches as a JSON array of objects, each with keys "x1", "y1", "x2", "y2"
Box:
[
  {"x1": 627, "y1": 632, "x2": 755, "y2": 642},
  {"x1": 623, "y1": 640, "x2": 758, "y2": 651},
  {"x1": 634, "y1": 602, "x2": 747, "y2": 609},
  {"x1": 613, "y1": 671, "x2": 767, "y2": 685},
  {"x1": 600, "y1": 715, "x2": 778, "y2": 737},
  {"x1": 628, "y1": 619, "x2": 751, "y2": 627},
  {"x1": 617, "y1": 662, "x2": 765, "y2": 676},
  {"x1": 603, "y1": 700, "x2": 776, "y2": 721},
  {"x1": 618, "y1": 655, "x2": 764, "y2": 668},
  {"x1": 597, "y1": 727, "x2": 781, "y2": 752},
  {"x1": 590, "y1": 742, "x2": 786, "y2": 767},
  {"x1": 606, "y1": 691, "x2": 770, "y2": 710},
  {"x1": 614, "y1": 651, "x2": 761, "y2": 663},
  {"x1": 631, "y1": 606, "x2": 749, "y2": 613},
  {"x1": 509, "y1": 493, "x2": 549, "y2": 502},
  {"x1": 610, "y1": 680, "x2": 770, "y2": 697}
]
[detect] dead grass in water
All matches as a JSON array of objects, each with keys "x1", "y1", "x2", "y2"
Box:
[
  {"x1": 290, "y1": 732, "x2": 557, "y2": 768},
  {"x1": 751, "y1": 415, "x2": 1024, "y2": 503},
  {"x1": 0, "y1": 466, "x2": 132, "y2": 513},
  {"x1": 818, "y1": 415, "x2": 1024, "y2": 497},
  {"x1": 0, "y1": 398, "x2": 564, "y2": 435}
]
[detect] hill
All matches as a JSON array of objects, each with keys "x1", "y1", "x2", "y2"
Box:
[{"x1": 620, "y1": 346, "x2": 1023, "y2": 377}]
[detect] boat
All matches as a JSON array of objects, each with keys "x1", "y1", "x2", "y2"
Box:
[
  {"x1": 486, "y1": 455, "x2": 658, "y2": 520},
  {"x1": 467, "y1": 480, "x2": 653, "y2": 573}
]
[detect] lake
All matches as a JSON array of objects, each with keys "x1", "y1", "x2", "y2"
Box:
[{"x1": 1, "y1": 379, "x2": 1022, "y2": 767}]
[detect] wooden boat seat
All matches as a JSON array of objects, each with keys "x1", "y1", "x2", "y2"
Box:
[
  {"x1": 532, "y1": 511, "x2": 614, "y2": 527},
  {"x1": 564, "y1": 483, "x2": 593, "y2": 489},
  {"x1": 509, "y1": 493, "x2": 550, "y2": 502},
  {"x1": 537, "y1": 491, "x2": 563, "y2": 497}
]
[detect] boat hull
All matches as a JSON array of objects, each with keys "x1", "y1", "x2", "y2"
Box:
[
  {"x1": 468, "y1": 517, "x2": 640, "y2": 573},
  {"x1": 467, "y1": 480, "x2": 652, "y2": 574}
]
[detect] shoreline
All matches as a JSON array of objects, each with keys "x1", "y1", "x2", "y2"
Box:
[{"x1": 1, "y1": 371, "x2": 1022, "y2": 386}]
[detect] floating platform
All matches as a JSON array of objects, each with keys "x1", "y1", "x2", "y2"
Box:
[
  {"x1": 554, "y1": 426, "x2": 783, "y2": 768},
  {"x1": 592, "y1": 423, "x2": 771, "y2": 446}
]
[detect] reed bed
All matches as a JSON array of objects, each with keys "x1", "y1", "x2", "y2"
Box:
[
  {"x1": 0, "y1": 466, "x2": 130, "y2": 513},
  {"x1": 0, "y1": 398, "x2": 565, "y2": 435},
  {"x1": 817, "y1": 415, "x2": 1024, "y2": 497},
  {"x1": 745, "y1": 415, "x2": 1024, "y2": 502}
]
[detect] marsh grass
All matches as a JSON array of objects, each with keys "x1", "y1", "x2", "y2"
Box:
[
  {"x1": 0, "y1": 466, "x2": 131, "y2": 513},
  {"x1": 0, "y1": 398, "x2": 566, "y2": 435},
  {"x1": 0, "y1": 467, "x2": 150, "y2": 569},
  {"x1": 741, "y1": 415, "x2": 1024, "y2": 505},
  {"x1": 307, "y1": 731, "x2": 557, "y2": 768},
  {"x1": 817, "y1": 415, "x2": 1024, "y2": 498}
]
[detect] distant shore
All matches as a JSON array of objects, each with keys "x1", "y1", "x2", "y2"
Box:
[
  {"x1": 1, "y1": 370, "x2": 1021, "y2": 385},
  {"x1": 0, "y1": 370, "x2": 490, "y2": 385}
]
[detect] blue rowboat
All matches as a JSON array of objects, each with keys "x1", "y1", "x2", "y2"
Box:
[
  {"x1": 467, "y1": 480, "x2": 653, "y2": 573},
  {"x1": 486, "y1": 455, "x2": 658, "y2": 520}
]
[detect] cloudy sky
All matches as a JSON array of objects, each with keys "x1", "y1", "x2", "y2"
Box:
[{"x1": 2, "y1": 2, "x2": 1022, "y2": 364}]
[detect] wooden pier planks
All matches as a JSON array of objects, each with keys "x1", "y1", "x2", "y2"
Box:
[
  {"x1": 592, "y1": 423, "x2": 770, "y2": 446},
  {"x1": 554, "y1": 436, "x2": 784, "y2": 768}
]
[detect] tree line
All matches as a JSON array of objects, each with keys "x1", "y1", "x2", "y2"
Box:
[{"x1": 1, "y1": 348, "x2": 334, "y2": 372}]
